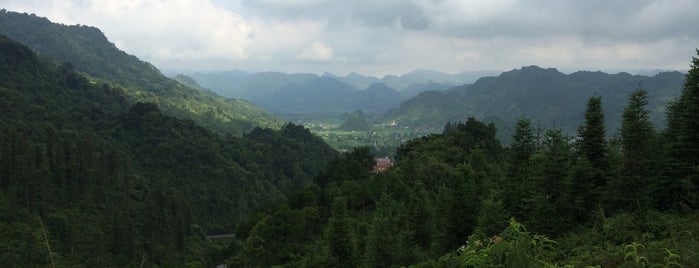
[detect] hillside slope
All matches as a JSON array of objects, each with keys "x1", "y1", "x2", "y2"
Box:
[
  {"x1": 0, "y1": 10, "x2": 280, "y2": 135},
  {"x1": 0, "y1": 34, "x2": 337, "y2": 266}
]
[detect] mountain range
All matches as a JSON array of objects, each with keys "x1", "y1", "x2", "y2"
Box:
[
  {"x1": 251, "y1": 77, "x2": 405, "y2": 115},
  {"x1": 0, "y1": 10, "x2": 686, "y2": 143},
  {"x1": 182, "y1": 68, "x2": 496, "y2": 100},
  {"x1": 384, "y1": 66, "x2": 685, "y2": 139}
]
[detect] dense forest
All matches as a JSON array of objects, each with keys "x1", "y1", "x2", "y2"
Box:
[
  {"x1": 0, "y1": 34, "x2": 338, "y2": 266},
  {"x1": 225, "y1": 52, "x2": 699, "y2": 267},
  {"x1": 1, "y1": 8, "x2": 697, "y2": 268}
]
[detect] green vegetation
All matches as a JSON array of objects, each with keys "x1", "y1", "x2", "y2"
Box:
[
  {"x1": 1, "y1": 8, "x2": 697, "y2": 268},
  {"x1": 226, "y1": 51, "x2": 699, "y2": 267},
  {"x1": 0, "y1": 10, "x2": 282, "y2": 136},
  {"x1": 0, "y1": 34, "x2": 337, "y2": 266},
  {"x1": 339, "y1": 110, "x2": 370, "y2": 131}
]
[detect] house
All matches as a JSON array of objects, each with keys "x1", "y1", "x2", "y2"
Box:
[{"x1": 373, "y1": 156, "x2": 393, "y2": 172}]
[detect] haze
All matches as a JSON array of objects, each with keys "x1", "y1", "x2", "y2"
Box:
[{"x1": 2, "y1": 0, "x2": 697, "y2": 76}]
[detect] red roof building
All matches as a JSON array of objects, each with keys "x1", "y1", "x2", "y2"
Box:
[{"x1": 373, "y1": 157, "x2": 393, "y2": 172}]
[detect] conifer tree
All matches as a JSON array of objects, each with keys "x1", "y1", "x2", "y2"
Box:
[
  {"x1": 529, "y1": 128, "x2": 575, "y2": 235},
  {"x1": 476, "y1": 187, "x2": 509, "y2": 236},
  {"x1": 504, "y1": 118, "x2": 537, "y2": 219},
  {"x1": 578, "y1": 96, "x2": 608, "y2": 185},
  {"x1": 614, "y1": 89, "x2": 655, "y2": 211},
  {"x1": 662, "y1": 50, "x2": 699, "y2": 209},
  {"x1": 327, "y1": 197, "x2": 354, "y2": 268}
]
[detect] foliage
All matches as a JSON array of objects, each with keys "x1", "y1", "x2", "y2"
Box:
[
  {"x1": 0, "y1": 10, "x2": 281, "y2": 136},
  {"x1": 413, "y1": 219, "x2": 560, "y2": 268},
  {"x1": 2, "y1": 8, "x2": 699, "y2": 268},
  {"x1": 227, "y1": 51, "x2": 699, "y2": 268},
  {"x1": 0, "y1": 34, "x2": 337, "y2": 267}
]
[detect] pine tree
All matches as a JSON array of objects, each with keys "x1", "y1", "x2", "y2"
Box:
[
  {"x1": 613, "y1": 88, "x2": 656, "y2": 211},
  {"x1": 476, "y1": 187, "x2": 509, "y2": 236},
  {"x1": 364, "y1": 194, "x2": 415, "y2": 267},
  {"x1": 662, "y1": 50, "x2": 699, "y2": 209},
  {"x1": 327, "y1": 197, "x2": 354, "y2": 268},
  {"x1": 505, "y1": 117, "x2": 537, "y2": 220},
  {"x1": 529, "y1": 128, "x2": 575, "y2": 235},
  {"x1": 578, "y1": 96, "x2": 608, "y2": 186}
]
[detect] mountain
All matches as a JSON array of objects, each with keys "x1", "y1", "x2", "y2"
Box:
[
  {"x1": 0, "y1": 33, "x2": 338, "y2": 266},
  {"x1": 384, "y1": 66, "x2": 685, "y2": 139},
  {"x1": 172, "y1": 74, "x2": 205, "y2": 89},
  {"x1": 400, "y1": 80, "x2": 456, "y2": 98},
  {"x1": 339, "y1": 110, "x2": 370, "y2": 131},
  {"x1": 0, "y1": 10, "x2": 280, "y2": 135},
  {"x1": 185, "y1": 69, "x2": 497, "y2": 102},
  {"x1": 184, "y1": 70, "x2": 318, "y2": 99},
  {"x1": 351, "y1": 82, "x2": 405, "y2": 114},
  {"x1": 252, "y1": 77, "x2": 404, "y2": 115},
  {"x1": 253, "y1": 76, "x2": 355, "y2": 113},
  {"x1": 379, "y1": 69, "x2": 499, "y2": 90},
  {"x1": 343, "y1": 71, "x2": 381, "y2": 90}
]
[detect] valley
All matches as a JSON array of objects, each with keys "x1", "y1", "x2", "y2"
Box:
[{"x1": 0, "y1": 6, "x2": 697, "y2": 268}]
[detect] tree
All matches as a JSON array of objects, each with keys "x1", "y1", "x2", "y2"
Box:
[
  {"x1": 613, "y1": 88, "x2": 656, "y2": 211},
  {"x1": 326, "y1": 197, "x2": 355, "y2": 268},
  {"x1": 432, "y1": 165, "x2": 478, "y2": 253},
  {"x1": 364, "y1": 194, "x2": 415, "y2": 267},
  {"x1": 504, "y1": 118, "x2": 537, "y2": 219},
  {"x1": 662, "y1": 50, "x2": 699, "y2": 210},
  {"x1": 476, "y1": 187, "x2": 510, "y2": 236},
  {"x1": 578, "y1": 96, "x2": 608, "y2": 186},
  {"x1": 528, "y1": 128, "x2": 575, "y2": 235}
]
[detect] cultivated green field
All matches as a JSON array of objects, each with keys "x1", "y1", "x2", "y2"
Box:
[{"x1": 282, "y1": 113, "x2": 436, "y2": 156}]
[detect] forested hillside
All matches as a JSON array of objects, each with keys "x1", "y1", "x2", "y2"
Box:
[
  {"x1": 0, "y1": 35, "x2": 338, "y2": 267},
  {"x1": 385, "y1": 66, "x2": 685, "y2": 139},
  {"x1": 226, "y1": 52, "x2": 699, "y2": 267},
  {"x1": 0, "y1": 10, "x2": 281, "y2": 135},
  {"x1": 2, "y1": 7, "x2": 696, "y2": 268}
]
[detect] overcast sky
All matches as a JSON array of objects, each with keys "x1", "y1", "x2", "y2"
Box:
[{"x1": 2, "y1": 0, "x2": 697, "y2": 76}]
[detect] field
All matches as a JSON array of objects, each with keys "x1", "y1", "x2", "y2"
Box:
[{"x1": 281, "y1": 113, "x2": 437, "y2": 156}]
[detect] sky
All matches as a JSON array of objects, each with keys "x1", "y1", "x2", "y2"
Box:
[{"x1": 2, "y1": 0, "x2": 698, "y2": 77}]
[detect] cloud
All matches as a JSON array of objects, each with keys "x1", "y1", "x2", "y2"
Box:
[
  {"x1": 1, "y1": 0, "x2": 697, "y2": 76},
  {"x1": 296, "y1": 41, "x2": 335, "y2": 61}
]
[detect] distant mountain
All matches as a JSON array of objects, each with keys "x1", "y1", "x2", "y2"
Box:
[
  {"x1": 0, "y1": 10, "x2": 280, "y2": 135},
  {"x1": 185, "y1": 69, "x2": 498, "y2": 102},
  {"x1": 185, "y1": 70, "x2": 318, "y2": 99},
  {"x1": 252, "y1": 77, "x2": 404, "y2": 115},
  {"x1": 343, "y1": 71, "x2": 381, "y2": 90},
  {"x1": 253, "y1": 76, "x2": 355, "y2": 113},
  {"x1": 379, "y1": 69, "x2": 499, "y2": 90},
  {"x1": 384, "y1": 66, "x2": 685, "y2": 139},
  {"x1": 399, "y1": 81, "x2": 456, "y2": 98},
  {"x1": 351, "y1": 82, "x2": 405, "y2": 114}
]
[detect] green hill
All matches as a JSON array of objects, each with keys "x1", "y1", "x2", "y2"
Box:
[
  {"x1": 339, "y1": 110, "x2": 370, "y2": 131},
  {"x1": 0, "y1": 34, "x2": 337, "y2": 266},
  {"x1": 0, "y1": 9, "x2": 281, "y2": 135},
  {"x1": 384, "y1": 66, "x2": 685, "y2": 139}
]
